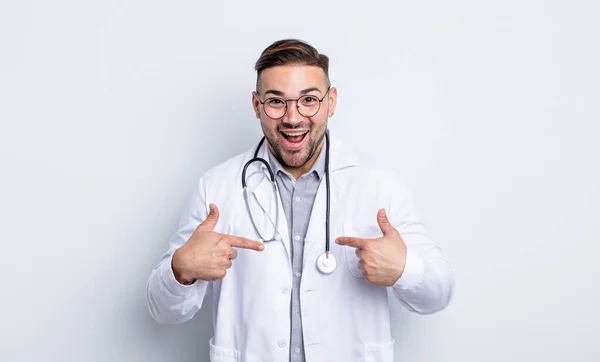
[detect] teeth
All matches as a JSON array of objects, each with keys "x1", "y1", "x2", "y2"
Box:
[{"x1": 282, "y1": 131, "x2": 307, "y2": 137}]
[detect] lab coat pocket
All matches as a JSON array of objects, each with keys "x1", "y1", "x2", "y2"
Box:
[
  {"x1": 342, "y1": 223, "x2": 383, "y2": 278},
  {"x1": 364, "y1": 339, "x2": 395, "y2": 362},
  {"x1": 209, "y1": 337, "x2": 240, "y2": 362}
]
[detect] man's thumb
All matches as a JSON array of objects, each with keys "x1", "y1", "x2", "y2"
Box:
[
  {"x1": 198, "y1": 204, "x2": 220, "y2": 231},
  {"x1": 376, "y1": 208, "x2": 394, "y2": 236}
]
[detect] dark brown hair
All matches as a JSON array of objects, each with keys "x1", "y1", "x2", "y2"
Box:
[{"x1": 255, "y1": 39, "x2": 330, "y2": 91}]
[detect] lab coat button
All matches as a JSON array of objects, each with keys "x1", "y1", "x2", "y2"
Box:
[
  {"x1": 277, "y1": 339, "x2": 288, "y2": 347},
  {"x1": 281, "y1": 287, "x2": 290, "y2": 294}
]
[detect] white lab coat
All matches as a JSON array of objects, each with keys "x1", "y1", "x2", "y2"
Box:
[{"x1": 146, "y1": 136, "x2": 454, "y2": 362}]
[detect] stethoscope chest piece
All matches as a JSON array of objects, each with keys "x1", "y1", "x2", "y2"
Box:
[{"x1": 316, "y1": 252, "x2": 337, "y2": 274}]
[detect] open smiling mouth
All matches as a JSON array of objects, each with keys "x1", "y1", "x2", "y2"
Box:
[{"x1": 280, "y1": 130, "x2": 309, "y2": 147}]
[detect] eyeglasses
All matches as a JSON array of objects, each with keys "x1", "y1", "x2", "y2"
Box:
[{"x1": 258, "y1": 87, "x2": 331, "y2": 120}]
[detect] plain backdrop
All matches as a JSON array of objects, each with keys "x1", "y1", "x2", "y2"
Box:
[{"x1": 1, "y1": 1, "x2": 599, "y2": 361}]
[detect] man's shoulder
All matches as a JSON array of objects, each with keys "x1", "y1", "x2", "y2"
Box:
[
  {"x1": 334, "y1": 139, "x2": 411, "y2": 197},
  {"x1": 335, "y1": 140, "x2": 401, "y2": 178}
]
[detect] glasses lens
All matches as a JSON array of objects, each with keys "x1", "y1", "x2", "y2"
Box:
[
  {"x1": 264, "y1": 98, "x2": 286, "y2": 119},
  {"x1": 297, "y1": 95, "x2": 321, "y2": 117}
]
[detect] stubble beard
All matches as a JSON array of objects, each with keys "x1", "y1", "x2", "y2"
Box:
[{"x1": 263, "y1": 123, "x2": 327, "y2": 169}]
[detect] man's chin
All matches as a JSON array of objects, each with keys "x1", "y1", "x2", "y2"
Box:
[
  {"x1": 279, "y1": 150, "x2": 310, "y2": 169},
  {"x1": 280, "y1": 157, "x2": 306, "y2": 169}
]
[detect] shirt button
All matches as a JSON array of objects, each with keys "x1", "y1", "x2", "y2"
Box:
[
  {"x1": 281, "y1": 287, "x2": 290, "y2": 294},
  {"x1": 277, "y1": 339, "x2": 288, "y2": 347},
  {"x1": 295, "y1": 235, "x2": 300, "y2": 241},
  {"x1": 296, "y1": 309, "x2": 300, "y2": 315},
  {"x1": 295, "y1": 196, "x2": 301, "y2": 202},
  {"x1": 295, "y1": 272, "x2": 302, "y2": 277},
  {"x1": 294, "y1": 347, "x2": 301, "y2": 353}
]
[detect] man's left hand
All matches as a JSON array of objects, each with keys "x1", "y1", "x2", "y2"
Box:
[{"x1": 335, "y1": 209, "x2": 407, "y2": 286}]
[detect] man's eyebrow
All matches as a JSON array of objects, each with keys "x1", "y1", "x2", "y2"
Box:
[
  {"x1": 263, "y1": 87, "x2": 323, "y2": 97},
  {"x1": 264, "y1": 89, "x2": 285, "y2": 96},
  {"x1": 299, "y1": 87, "x2": 323, "y2": 95}
]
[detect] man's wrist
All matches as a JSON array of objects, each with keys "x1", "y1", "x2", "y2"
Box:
[
  {"x1": 179, "y1": 277, "x2": 197, "y2": 285},
  {"x1": 171, "y1": 249, "x2": 197, "y2": 285},
  {"x1": 172, "y1": 264, "x2": 197, "y2": 285}
]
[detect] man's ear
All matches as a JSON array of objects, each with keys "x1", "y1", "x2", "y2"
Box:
[
  {"x1": 252, "y1": 91, "x2": 261, "y2": 119},
  {"x1": 327, "y1": 87, "x2": 338, "y2": 118}
]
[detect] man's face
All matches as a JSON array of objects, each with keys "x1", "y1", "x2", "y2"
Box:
[{"x1": 252, "y1": 65, "x2": 337, "y2": 170}]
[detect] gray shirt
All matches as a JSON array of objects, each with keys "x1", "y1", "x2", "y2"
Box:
[{"x1": 268, "y1": 148, "x2": 326, "y2": 362}]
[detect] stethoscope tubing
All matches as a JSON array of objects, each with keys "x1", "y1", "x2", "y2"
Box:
[{"x1": 241, "y1": 132, "x2": 331, "y2": 254}]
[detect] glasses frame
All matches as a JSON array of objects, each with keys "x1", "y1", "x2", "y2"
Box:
[{"x1": 257, "y1": 86, "x2": 331, "y2": 120}]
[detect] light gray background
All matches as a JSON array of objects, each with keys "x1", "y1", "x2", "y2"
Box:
[{"x1": 1, "y1": 1, "x2": 599, "y2": 361}]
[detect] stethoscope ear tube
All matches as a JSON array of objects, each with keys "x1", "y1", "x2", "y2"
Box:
[
  {"x1": 242, "y1": 137, "x2": 273, "y2": 188},
  {"x1": 242, "y1": 157, "x2": 274, "y2": 187},
  {"x1": 241, "y1": 135, "x2": 279, "y2": 242},
  {"x1": 324, "y1": 130, "x2": 331, "y2": 254}
]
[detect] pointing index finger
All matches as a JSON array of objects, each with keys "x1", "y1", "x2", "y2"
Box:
[
  {"x1": 335, "y1": 236, "x2": 366, "y2": 249},
  {"x1": 225, "y1": 235, "x2": 265, "y2": 251}
]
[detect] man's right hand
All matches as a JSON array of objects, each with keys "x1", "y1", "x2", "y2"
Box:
[{"x1": 171, "y1": 203, "x2": 264, "y2": 284}]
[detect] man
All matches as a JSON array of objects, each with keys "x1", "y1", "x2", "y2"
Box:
[{"x1": 146, "y1": 39, "x2": 454, "y2": 362}]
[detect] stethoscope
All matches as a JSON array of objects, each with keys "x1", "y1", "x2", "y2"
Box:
[{"x1": 241, "y1": 131, "x2": 336, "y2": 274}]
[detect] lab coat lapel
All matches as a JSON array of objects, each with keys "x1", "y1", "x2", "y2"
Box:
[
  {"x1": 250, "y1": 177, "x2": 279, "y2": 235},
  {"x1": 328, "y1": 137, "x2": 359, "y2": 173}
]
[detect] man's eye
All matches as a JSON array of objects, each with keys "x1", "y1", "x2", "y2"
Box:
[
  {"x1": 268, "y1": 99, "x2": 284, "y2": 105},
  {"x1": 303, "y1": 97, "x2": 316, "y2": 103}
]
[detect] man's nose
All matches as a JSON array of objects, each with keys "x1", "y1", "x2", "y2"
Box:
[{"x1": 283, "y1": 101, "x2": 304, "y2": 124}]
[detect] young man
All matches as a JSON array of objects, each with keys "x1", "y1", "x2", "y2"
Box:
[{"x1": 147, "y1": 39, "x2": 454, "y2": 362}]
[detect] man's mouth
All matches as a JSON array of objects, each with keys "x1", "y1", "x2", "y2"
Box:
[{"x1": 280, "y1": 130, "x2": 308, "y2": 144}]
